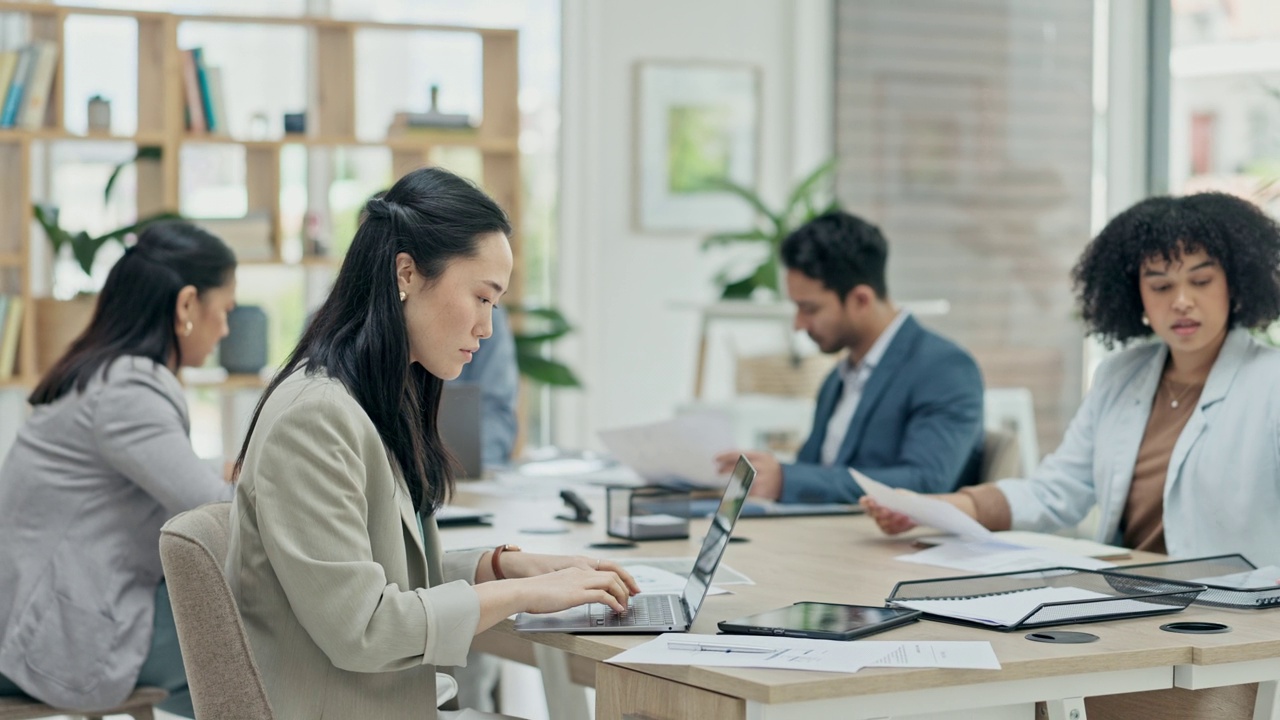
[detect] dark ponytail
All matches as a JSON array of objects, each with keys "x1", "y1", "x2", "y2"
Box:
[
  {"x1": 235, "y1": 166, "x2": 512, "y2": 512},
  {"x1": 30, "y1": 221, "x2": 236, "y2": 405}
]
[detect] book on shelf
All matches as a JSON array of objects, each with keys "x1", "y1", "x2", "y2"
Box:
[
  {"x1": 0, "y1": 51, "x2": 18, "y2": 121},
  {"x1": 0, "y1": 45, "x2": 34, "y2": 128},
  {"x1": 180, "y1": 49, "x2": 205, "y2": 133},
  {"x1": 204, "y1": 66, "x2": 229, "y2": 137},
  {"x1": 191, "y1": 47, "x2": 216, "y2": 133},
  {"x1": 195, "y1": 213, "x2": 274, "y2": 261},
  {"x1": 18, "y1": 41, "x2": 57, "y2": 130},
  {"x1": 0, "y1": 295, "x2": 23, "y2": 380}
]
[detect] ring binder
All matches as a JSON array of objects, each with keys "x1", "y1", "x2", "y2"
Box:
[
  {"x1": 886, "y1": 567, "x2": 1205, "y2": 631},
  {"x1": 1120, "y1": 554, "x2": 1280, "y2": 609}
]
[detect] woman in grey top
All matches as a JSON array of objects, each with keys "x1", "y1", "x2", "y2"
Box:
[{"x1": 0, "y1": 222, "x2": 237, "y2": 716}]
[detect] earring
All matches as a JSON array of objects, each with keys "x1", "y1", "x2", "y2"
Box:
[
  {"x1": 183, "y1": 320, "x2": 193, "y2": 337},
  {"x1": 399, "y1": 290, "x2": 407, "y2": 302},
  {"x1": 1141, "y1": 314, "x2": 1150, "y2": 327}
]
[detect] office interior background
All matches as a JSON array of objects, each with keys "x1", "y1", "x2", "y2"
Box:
[{"x1": 0, "y1": 0, "x2": 1276, "y2": 502}]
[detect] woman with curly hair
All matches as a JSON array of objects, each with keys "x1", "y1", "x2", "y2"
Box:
[{"x1": 863, "y1": 192, "x2": 1280, "y2": 567}]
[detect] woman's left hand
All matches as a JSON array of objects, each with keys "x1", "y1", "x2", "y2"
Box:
[{"x1": 502, "y1": 552, "x2": 641, "y2": 596}]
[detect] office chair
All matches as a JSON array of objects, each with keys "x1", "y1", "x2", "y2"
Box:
[
  {"x1": 160, "y1": 503, "x2": 459, "y2": 720},
  {"x1": 980, "y1": 427, "x2": 1022, "y2": 484}
]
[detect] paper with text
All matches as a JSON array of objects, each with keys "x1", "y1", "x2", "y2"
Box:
[{"x1": 606, "y1": 634, "x2": 999, "y2": 673}]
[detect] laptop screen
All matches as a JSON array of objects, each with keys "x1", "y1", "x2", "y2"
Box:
[{"x1": 682, "y1": 455, "x2": 755, "y2": 619}]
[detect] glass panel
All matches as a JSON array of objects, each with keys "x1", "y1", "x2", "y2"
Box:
[
  {"x1": 63, "y1": 15, "x2": 138, "y2": 136},
  {"x1": 176, "y1": 22, "x2": 307, "y2": 140},
  {"x1": 353, "y1": 29, "x2": 482, "y2": 142},
  {"x1": 1167, "y1": 0, "x2": 1280, "y2": 211},
  {"x1": 835, "y1": 0, "x2": 1098, "y2": 456},
  {"x1": 179, "y1": 143, "x2": 247, "y2": 219},
  {"x1": 45, "y1": 140, "x2": 143, "y2": 297}
]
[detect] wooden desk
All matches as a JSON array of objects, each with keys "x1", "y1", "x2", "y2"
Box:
[{"x1": 444, "y1": 486, "x2": 1280, "y2": 720}]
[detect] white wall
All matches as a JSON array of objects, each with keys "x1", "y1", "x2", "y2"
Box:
[{"x1": 555, "y1": 0, "x2": 832, "y2": 449}]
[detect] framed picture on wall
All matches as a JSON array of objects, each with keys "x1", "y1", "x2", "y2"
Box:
[{"x1": 633, "y1": 60, "x2": 760, "y2": 232}]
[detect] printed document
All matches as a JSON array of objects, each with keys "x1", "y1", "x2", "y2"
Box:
[
  {"x1": 599, "y1": 411, "x2": 735, "y2": 488},
  {"x1": 607, "y1": 633, "x2": 999, "y2": 672}
]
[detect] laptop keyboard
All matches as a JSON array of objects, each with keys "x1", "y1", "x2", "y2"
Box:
[{"x1": 587, "y1": 594, "x2": 679, "y2": 627}]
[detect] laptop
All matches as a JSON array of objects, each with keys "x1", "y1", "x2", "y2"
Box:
[
  {"x1": 439, "y1": 383, "x2": 483, "y2": 479},
  {"x1": 514, "y1": 455, "x2": 756, "y2": 633}
]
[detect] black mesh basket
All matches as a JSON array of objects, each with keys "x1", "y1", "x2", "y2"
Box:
[
  {"x1": 886, "y1": 567, "x2": 1206, "y2": 631},
  {"x1": 1120, "y1": 554, "x2": 1280, "y2": 609}
]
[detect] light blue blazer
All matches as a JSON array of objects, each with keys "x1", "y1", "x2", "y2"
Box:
[{"x1": 997, "y1": 328, "x2": 1280, "y2": 565}]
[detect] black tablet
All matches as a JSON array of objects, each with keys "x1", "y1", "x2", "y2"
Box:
[{"x1": 717, "y1": 602, "x2": 922, "y2": 641}]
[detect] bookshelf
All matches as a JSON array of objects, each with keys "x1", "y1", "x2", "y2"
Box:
[{"x1": 0, "y1": 1, "x2": 522, "y2": 388}]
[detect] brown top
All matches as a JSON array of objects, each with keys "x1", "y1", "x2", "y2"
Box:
[
  {"x1": 963, "y1": 376, "x2": 1203, "y2": 550},
  {"x1": 1122, "y1": 377, "x2": 1203, "y2": 554}
]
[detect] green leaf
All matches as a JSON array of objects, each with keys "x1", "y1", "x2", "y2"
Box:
[
  {"x1": 32, "y1": 204, "x2": 72, "y2": 255},
  {"x1": 69, "y1": 231, "x2": 100, "y2": 276},
  {"x1": 720, "y1": 274, "x2": 759, "y2": 299},
  {"x1": 700, "y1": 229, "x2": 771, "y2": 250},
  {"x1": 104, "y1": 146, "x2": 163, "y2": 205},
  {"x1": 514, "y1": 351, "x2": 582, "y2": 387},
  {"x1": 781, "y1": 159, "x2": 836, "y2": 227},
  {"x1": 703, "y1": 177, "x2": 782, "y2": 229}
]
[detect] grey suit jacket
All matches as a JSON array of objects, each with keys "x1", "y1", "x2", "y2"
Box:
[
  {"x1": 0, "y1": 356, "x2": 231, "y2": 709},
  {"x1": 226, "y1": 369, "x2": 486, "y2": 720}
]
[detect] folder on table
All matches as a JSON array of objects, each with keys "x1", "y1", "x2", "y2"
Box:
[{"x1": 886, "y1": 567, "x2": 1205, "y2": 631}]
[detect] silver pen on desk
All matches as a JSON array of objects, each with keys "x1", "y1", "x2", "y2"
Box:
[{"x1": 667, "y1": 640, "x2": 775, "y2": 654}]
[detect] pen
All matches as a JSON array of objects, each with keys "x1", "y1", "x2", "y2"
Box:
[{"x1": 667, "y1": 640, "x2": 775, "y2": 653}]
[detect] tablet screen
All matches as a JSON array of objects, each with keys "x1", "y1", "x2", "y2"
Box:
[{"x1": 719, "y1": 602, "x2": 919, "y2": 639}]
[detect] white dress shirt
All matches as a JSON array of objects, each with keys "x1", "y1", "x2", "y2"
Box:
[{"x1": 820, "y1": 310, "x2": 909, "y2": 465}]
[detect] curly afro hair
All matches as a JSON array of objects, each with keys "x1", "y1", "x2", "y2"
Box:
[{"x1": 1072, "y1": 192, "x2": 1280, "y2": 348}]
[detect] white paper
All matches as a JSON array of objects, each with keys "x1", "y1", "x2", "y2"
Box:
[
  {"x1": 986, "y1": 531, "x2": 1130, "y2": 559},
  {"x1": 897, "y1": 541, "x2": 1116, "y2": 574},
  {"x1": 866, "y1": 641, "x2": 1002, "y2": 670},
  {"x1": 1192, "y1": 565, "x2": 1280, "y2": 589},
  {"x1": 618, "y1": 558, "x2": 754, "y2": 586},
  {"x1": 893, "y1": 586, "x2": 1169, "y2": 627},
  {"x1": 607, "y1": 633, "x2": 999, "y2": 673},
  {"x1": 851, "y1": 470, "x2": 992, "y2": 540},
  {"x1": 598, "y1": 412, "x2": 736, "y2": 488},
  {"x1": 622, "y1": 564, "x2": 728, "y2": 597}
]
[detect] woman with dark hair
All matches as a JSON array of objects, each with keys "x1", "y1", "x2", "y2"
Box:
[
  {"x1": 863, "y1": 192, "x2": 1280, "y2": 717},
  {"x1": 0, "y1": 221, "x2": 238, "y2": 716},
  {"x1": 226, "y1": 166, "x2": 638, "y2": 719}
]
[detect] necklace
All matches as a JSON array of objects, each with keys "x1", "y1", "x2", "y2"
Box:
[{"x1": 1162, "y1": 377, "x2": 1195, "y2": 409}]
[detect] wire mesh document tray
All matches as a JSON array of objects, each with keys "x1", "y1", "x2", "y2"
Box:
[
  {"x1": 885, "y1": 567, "x2": 1206, "y2": 631},
  {"x1": 1120, "y1": 554, "x2": 1280, "y2": 609}
]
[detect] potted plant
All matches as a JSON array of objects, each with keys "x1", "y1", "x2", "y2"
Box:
[
  {"x1": 702, "y1": 159, "x2": 839, "y2": 300},
  {"x1": 30, "y1": 146, "x2": 178, "y2": 373},
  {"x1": 508, "y1": 305, "x2": 581, "y2": 387}
]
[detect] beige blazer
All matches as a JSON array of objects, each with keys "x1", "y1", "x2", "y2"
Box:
[{"x1": 225, "y1": 369, "x2": 486, "y2": 719}]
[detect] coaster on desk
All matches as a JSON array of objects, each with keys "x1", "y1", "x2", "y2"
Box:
[
  {"x1": 1024, "y1": 631, "x2": 1099, "y2": 644},
  {"x1": 1159, "y1": 621, "x2": 1231, "y2": 634}
]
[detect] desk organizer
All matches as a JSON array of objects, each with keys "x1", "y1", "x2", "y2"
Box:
[
  {"x1": 886, "y1": 567, "x2": 1206, "y2": 631},
  {"x1": 605, "y1": 485, "x2": 690, "y2": 541},
  {"x1": 1120, "y1": 554, "x2": 1280, "y2": 609}
]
